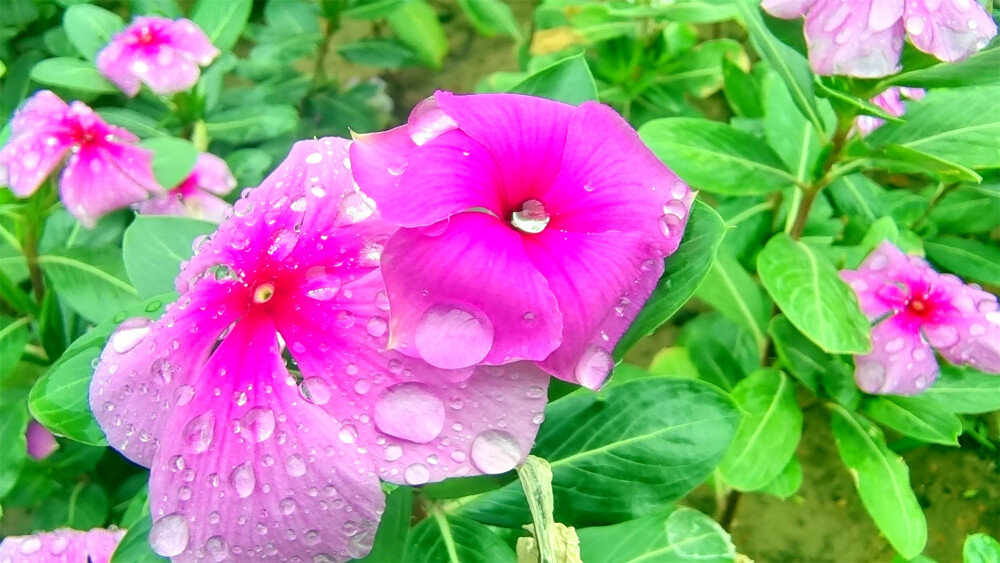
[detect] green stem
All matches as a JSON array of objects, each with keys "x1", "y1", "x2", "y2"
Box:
[
  {"x1": 910, "y1": 182, "x2": 957, "y2": 232},
  {"x1": 789, "y1": 114, "x2": 854, "y2": 240}
]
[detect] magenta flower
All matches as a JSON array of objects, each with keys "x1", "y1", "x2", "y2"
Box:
[
  {"x1": 762, "y1": 0, "x2": 998, "y2": 77},
  {"x1": 136, "y1": 153, "x2": 236, "y2": 223},
  {"x1": 854, "y1": 87, "x2": 925, "y2": 136},
  {"x1": 90, "y1": 137, "x2": 548, "y2": 561},
  {"x1": 349, "y1": 92, "x2": 693, "y2": 389},
  {"x1": 841, "y1": 242, "x2": 1000, "y2": 395},
  {"x1": 97, "y1": 16, "x2": 219, "y2": 97},
  {"x1": 26, "y1": 420, "x2": 59, "y2": 460},
  {"x1": 0, "y1": 90, "x2": 162, "y2": 228},
  {"x1": 0, "y1": 527, "x2": 125, "y2": 563}
]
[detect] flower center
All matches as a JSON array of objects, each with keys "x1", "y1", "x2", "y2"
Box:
[
  {"x1": 253, "y1": 282, "x2": 276, "y2": 304},
  {"x1": 905, "y1": 294, "x2": 933, "y2": 320},
  {"x1": 510, "y1": 200, "x2": 550, "y2": 234}
]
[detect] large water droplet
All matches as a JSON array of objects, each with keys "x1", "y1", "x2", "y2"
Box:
[
  {"x1": 339, "y1": 423, "x2": 359, "y2": 444},
  {"x1": 374, "y1": 383, "x2": 446, "y2": 443},
  {"x1": 407, "y1": 97, "x2": 458, "y2": 145},
  {"x1": 242, "y1": 407, "x2": 275, "y2": 442},
  {"x1": 385, "y1": 444, "x2": 403, "y2": 461},
  {"x1": 182, "y1": 411, "x2": 215, "y2": 454},
  {"x1": 229, "y1": 462, "x2": 255, "y2": 498},
  {"x1": 20, "y1": 538, "x2": 41, "y2": 554},
  {"x1": 204, "y1": 536, "x2": 229, "y2": 562},
  {"x1": 404, "y1": 463, "x2": 430, "y2": 485},
  {"x1": 511, "y1": 199, "x2": 550, "y2": 234},
  {"x1": 470, "y1": 430, "x2": 521, "y2": 474},
  {"x1": 574, "y1": 346, "x2": 613, "y2": 389},
  {"x1": 286, "y1": 454, "x2": 307, "y2": 477},
  {"x1": 922, "y1": 324, "x2": 960, "y2": 348},
  {"x1": 111, "y1": 318, "x2": 153, "y2": 353},
  {"x1": 300, "y1": 377, "x2": 333, "y2": 405},
  {"x1": 268, "y1": 229, "x2": 298, "y2": 261},
  {"x1": 414, "y1": 303, "x2": 494, "y2": 369},
  {"x1": 303, "y1": 267, "x2": 341, "y2": 301},
  {"x1": 150, "y1": 513, "x2": 190, "y2": 557},
  {"x1": 387, "y1": 155, "x2": 408, "y2": 175},
  {"x1": 366, "y1": 317, "x2": 388, "y2": 337}
]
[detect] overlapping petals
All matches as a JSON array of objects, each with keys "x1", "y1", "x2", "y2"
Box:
[
  {"x1": 137, "y1": 153, "x2": 236, "y2": 222},
  {"x1": 763, "y1": 0, "x2": 998, "y2": 77},
  {"x1": 91, "y1": 137, "x2": 548, "y2": 562},
  {"x1": 0, "y1": 527, "x2": 125, "y2": 563},
  {"x1": 97, "y1": 17, "x2": 219, "y2": 97},
  {"x1": 841, "y1": 242, "x2": 1000, "y2": 394},
  {"x1": 0, "y1": 91, "x2": 162, "y2": 227},
  {"x1": 350, "y1": 91, "x2": 693, "y2": 388}
]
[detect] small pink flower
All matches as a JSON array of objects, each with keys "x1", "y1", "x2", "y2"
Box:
[
  {"x1": 136, "y1": 153, "x2": 236, "y2": 223},
  {"x1": 855, "y1": 87, "x2": 925, "y2": 136},
  {"x1": 762, "y1": 0, "x2": 998, "y2": 77},
  {"x1": 26, "y1": 420, "x2": 59, "y2": 460},
  {"x1": 0, "y1": 527, "x2": 125, "y2": 563},
  {"x1": 349, "y1": 92, "x2": 693, "y2": 389},
  {"x1": 97, "y1": 16, "x2": 219, "y2": 97},
  {"x1": 91, "y1": 137, "x2": 548, "y2": 562},
  {"x1": 0, "y1": 91, "x2": 162, "y2": 228},
  {"x1": 841, "y1": 242, "x2": 1000, "y2": 395}
]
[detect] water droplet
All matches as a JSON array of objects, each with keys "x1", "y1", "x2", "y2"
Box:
[
  {"x1": 300, "y1": 377, "x2": 333, "y2": 405},
  {"x1": 337, "y1": 310, "x2": 356, "y2": 328},
  {"x1": 366, "y1": 316, "x2": 388, "y2": 337},
  {"x1": 511, "y1": 199, "x2": 551, "y2": 234},
  {"x1": 526, "y1": 386, "x2": 545, "y2": 399},
  {"x1": 306, "y1": 152, "x2": 323, "y2": 164},
  {"x1": 532, "y1": 413, "x2": 545, "y2": 425},
  {"x1": 906, "y1": 15, "x2": 926, "y2": 35},
  {"x1": 922, "y1": 324, "x2": 959, "y2": 348},
  {"x1": 969, "y1": 324, "x2": 987, "y2": 336},
  {"x1": 290, "y1": 196, "x2": 308, "y2": 213},
  {"x1": 388, "y1": 155, "x2": 408, "y2": 175},
  {"x1": 311, "y1": 186, "x2": 326, "y2": 198},
  {"x1": 856, "y1": 361, "x2": 886, "y2": 392},
  {"x1": 658, "y1": 213, "x2": 684, "y2": 238},
  {"x1": 374, "y1": 383, "x2": 446, "y2": 443},
  {"x1": 150, "y1": 513, "x2": 190, "y2": 557},
  {"x1": 583, "y1": 181, "x2": 595, "y2": 192},
  {"x1": 354, "y1": 378, "x2": 372, "y2": 395},
  {"x1": 408, "y1": 96, "x2": 458, "y2": 145},
  {"x1": 268, "y1": 229, "x2": 298, "y2": 261},
  {"x1": 229, "y1": 462, "x2": 255, "y2": 498},
  {"x1": 339, "y1": 423, "x2": 359, "y2": 444},
  {"x1": 385, "y1": 444, "x2": 403, "y2": 461},
  {"x1": 242, "y1": 407, "x2": 275, "y2": 442},
  {"x1": 884, "y1": 337, "x2": 905, "y2": 353},
  {"x1": 414, "y1": 303, "x2": 494, "y2": 369},
  {"x1": 204, "y1": 536, "x2": 229, "y2": 562},
  {"x1": 233, "y1": 199, "x2": 254, "y2": 217},
  {"x1": 286, "y1": 454, "x2": 307, "y2": 476},
  {"x1": 404, "y1": 463, "x2": 430, "y2": 485},
  {"x1": 868, "y1": 253, "x2": 889, "y2": 270},
  {"x1": 280, "y1": 497, "x2": 297, "y2": 515},
  {"x1": 348, "y1": 530, "x2": 375, "y2": 559},
  {"x1": 182, "y1": 412, "x2": 215, "y2": 454},
  {"x1": 111, "y1": 318, "x2": 152, "y2": 353},
  {"x1": 174, "y1": 385, "x2": 195, "y2": 406},
  {"x1": 302, "y1": 267, "x2": 341, "y2": 301},
  {"x1": 574, "y1": 346, "x2": 613, "y2": 389},
  {"x1": 20, "y1": 538, "x2": 41, "y2": 554},
  {"x1": 470, "y1": 430, "x2": 521, "y2": 474}
]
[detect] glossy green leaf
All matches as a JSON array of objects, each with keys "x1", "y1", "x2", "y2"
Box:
[
  {"x1": 863, "y1": 396, "x2": 962, "y2": 446},
  {"x1": 508, "y1": 53, "x2": 598, "y2": 105},
  {"x1": 337, "y1": 39, "x2": 420, "y2": 68},
  {"x1": 0, "y1": 397, "x2": 29, "y2": 498},
  {"x1": 924, "y1": 236, "x2": 1000, "y2": 285},
  {"x1": 830, "y1": 406, "x2": 927, "y2": 559},
  {"x1": 387, "y1": 0, "x2": 448, "y2": 69},
  {"x1": 456, "y1": 376, "x2": 740, "y2": 526},
  {"x1": 39, "y1": 247, "x2": 140, "y2": 325},
  {"x1": 658, "y1": 39, "x2": 747, "y2": 99},
  {"x1": 768, "y1": 315, "x2": 825, "y2": 393},
  {"x1": 682, "y1": 313, "x2": 759, "y2": 392},
  {"x1": 578, "y1": 507, "x2": 735, "y2": 563},
  {"x1": 30, "y1": 58, "x2": 118, "y2": 94},
  {"x1": 458, "y1": 0, "x2": 522, "y2": 40},
  {"x1": 141, "y1": 137, "x2": 200, "y2": 190},
  {"x1": 929, "y1": 183, "x2": 1000, "y2": 235},
  {"x1": 924, "y1": 365, "x2": 1000, "y2": 414},
  {"x1": 63, "y1": 4, "x2": 124, "y2": 61},
  {"x1": 763, "y1": 71, "x2": 828, "y2": 182},
  {"x1": 722, "y1": 56, "x2": 763, "y2": 118},
  {"x1": 964, "y1": 533, "x2": 1000, "y2": 563},
  {"x1": 0, "y1": 316, "x2": 31, "y2": 380},
  {"x1": 719, "y1": 369, "x2": 802, "y2": 491},
  {"x1": 759, "y1": 456, "x2": 803, "y2": 499},
  {"x1": 225, "y1": 148, "x2": 274, "y2": 188},
  {"x1": 826, "y1": 173, "x2": 888, "y2": 227},
  {"x1": 757, "y1": 234, "x2": 870, "y2": 354},
  {"x1": 344, "y1": 0, "x2": 405, "y2": 19},
  {"x1": 357, "y1": 487, "x2": 413, "y2": 563},
  {"x1": 616, "y1": 200, "x2": 727, "y2": 357},
  {"x1": 883, "y1": 45, "x2": 1000, "y2": 89},
  {"x1": 404, "y1": 512, "x2": 515, "y2": 563},
  {"x1": 640, "y1": 118, "x2": 796, "y2": 195},
  {"x1": 695, "y1": 250, "x2": 770, "y2": 351},
  {"x1": 191, "y1": 0, "x2": 252, "y2": 51},
  {"x1": 205, "y1": 105, "x2": 298, "y2": 144},
  {"x1": 123, "y1": 216, "x2": 216, "y2": 298}
]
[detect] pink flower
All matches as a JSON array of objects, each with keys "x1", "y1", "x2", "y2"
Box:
[
  {"x1": 841, "y1": 242, "x2": 1000, "y2": 395},
  {"x1": 0, "y1": 527, "x2": 125, "y2": 563},
  {"x1": 26, "y1": 420, "x2": 59, "y2": 460},
  {"x1": 854, "y1": 87, "x2": 925, "y2": 136},
  {"x1": 762, "y1": 0, "x2": 998, "y2": 77},
  {"x1": 90, "y1": 137, "x2": 548, "y2": 562},
  {"x1": 136, "y1": 153, "x2": 236, "y2": 223},
  {"x1": 0, "y1": 91, "x2": 162, "y2": 228},
  {"x1": 349, "y1": 92, "x2": 693, "y2": 389},
  {"x1": 97, "y1": 16, "x2": 219, "y2": 97}
]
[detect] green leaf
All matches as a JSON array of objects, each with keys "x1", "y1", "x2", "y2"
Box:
[
  {"x1": 924, "y1": 236, "x2": 1000, "y2": 285},
  {"x1": 344, "y1": 0, "x2": 405, "y2": 19},
  {"x1": 141, "y1": 137, "x2": 200, "y2": 190},
  {"x1": 458, "y1": 0, "x2": 522, "y2": 40},
  {"x1": 0, "y1": 316, "x2": 31, "y2": 381},
  {"x1": 757, "y1": 234, "x2": 870, "y2": 354},
  {"x1": 768, "y1": 315, "x2": 825, "y2": 393},
  {"x1": 695, "y1": 250, "x2": 770, "y2": 351},
  {"x1": 759, "y1": 455, "x2": 803, "y2": 499},
  {"x1": 265, "y1": 0, "x2": 320, "y2": 34},
  {"x1": 924, "y1": 364, "x2": 1000, "y2": 414},
  {"x1": 404, "y1": 512, "x2": 515, "y2": 563},
  {"x1": 874, "y1": 144, "x2": 982, "y2": 184},
  {"x1": 387, "y1": 0, "x2": 448, "y2": 69},
  {"x1": 132, "y1": 0, "x2": 182, "y2": 18},
  {"x1": 682, "y1": 313, "x2": 760, "y2": 392},
  {"x1": 577, "y1": 507, "x2": 735, "y2": 563},
  {"x1": 639, "y1": 117, "x2": 796, "y2": 195},
  {"x1": 658, "y1": 39, "x2": 747, "y2": 99},
  {"x1": 205, "y1": 105, "x2": 298, "y2": 144},
  {"x1": 929, "y1": 183, "x2": 1000, "y2": 235},
  {"x1": 882, "y1": 45, "x2": 1000, "y2": 89},
  {"x1": 191, "y1": 0, "x2": 252, "y2": 51},
  {"x1": 28, "y1": 294, "x2": 173, "y2": 445},
  {"x1": 356, "y1": 487, "x2": 412, "y2": 563},
  {"x1": 225, "y1": 148, "x2": 274, "y2": 188},
  {"x1": 111, "y1": 512, "x2": 169, "y2": 562},
  {"x1": 964, "y1": 533, "x2": 1000, "y2": 563},
  {"x1": 830, "y1": 406, "x2": 927, "y2": 559},
  {"x1": 616, "y1": 200, "x2": 727, "y2": 357},
  {"x1": 722, "y1": 56, "x2": 763, "y2": 118},
  {"x1": 862, "y1": 396, "x2": 962, "y2": 446},
  {"x1": 456, "y1": 377, "x2": 740, "y2": 526},
  {"x1": 0, "y1": 397, "x2": 29, "y2": 499},
  {"x1": 826, "y1": 173, "x2": 888, "y2": 227},
  {"x1": 867, "y1": 86, "x2": 1000, "y2": 171},
  {"x1": 763, "y1": 71, "x2": 828, "y2": 182},
  {"x1": 719, "y1": 369, "x2": 802, "y2": 491},
  {"x1": 337, "y1": 39, "x2": 421, "y2": 68},
  {"x1": 508, "y1": 53, "x2": 599, "y2": 105},
  {"x1": 39, "y1": 247, "x2": 140, "y2": 325},
  {"x1": 30, "y1": 58, "x2": 118, "y2": 94},
  {"x1": 97, "y1": 108, "x2": 168, "y2": 138},
  {"x1": 63, "y1": 4, "x2": 124, "y2": 61},
  {"x1": 123, "y1": 216, "x2": 217, "y2": 298},
  {"x1": 735, "y1": 0, "x2": 825, "y2": 134}
]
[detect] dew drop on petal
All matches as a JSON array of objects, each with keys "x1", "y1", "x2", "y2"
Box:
[
  {"x1": 182, "y1": 411, "x2": 215, "y2": 454},
  {"x1": 385, "y1": 444, "x2": 403, "y2": 461},
  {"x1": 303, "y1": 267, "x2": 341, "y2": 301},
  {"x1": 229, "y1": 462, "x2": 255, "y2": 498},
  {"x1": 286, "y1": 454, "x2": 307, "y2": 477},
  {"x1": 150, "y1": 513, "x2": 190, "y2": 557},
  {"x1": 267, "y1": 229, "x2": 298, "y2": 261},
  {"x1": 387, "y1": 155, "x2": 408, "y2": 175},
  {"x1": 20, "y1": 538, "x2": 41, "y2": 554},
  {"x1": 884, "y1": 337, "x2": 905, "y2": 353},
  {"x1": 242, "y1": 407, "x2": 275, "y2": 442},
  {"x1": 856, "y1": 361, "x2": 886, "y2": 392},
  {"x1": 408, "y1": 97, "x2": 458, "y2": 145},
  {"x1": 414, "y1": 303, "x2": 494, "y2": 369},
  {"x1": 348, "y1": 530, "x2": 375, "y2": 559},
  {"x1": 574, "y1": 346, "x2": 614, "y2": 389},
  {"x1": 300, "y1": 377, "x2": 333, "y2": 405},
  {"x1": 111, "y1": 318, "x2": 153, "y2": 353},
  {"x1": 306, "y1": 152, "x2": 323, "y2": 164},
  {"x1": 969, "y1": 324, "x2": 987, "y2": 336},
  {"x1": 374, "y1": 383, "x2": 446, "y2": 443},
  {"x1": 922, "y1": 324, "x2": 960, "y2": 348},
  {"x1": 366, "y1": 317, "x2": 388, "y2": 337},
  {"x1": 204, "y1": 536, "x2": 229, "y2": 562},
  {"x1": 339, "y1": 423, "x2": 359, "y2": 444},
  {"x1": 404, "y1": 463, "x2": 430, "y2": 485},
  {"x1": 470, "y1": 430, "x2": 521, "y2": 474}
]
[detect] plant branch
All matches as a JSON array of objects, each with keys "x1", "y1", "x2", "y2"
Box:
[
  {"x1": 789, "y1": 115, "x2": 854, "y2": 240},
  {"x1": 910, "y1": 181, "x2": 958, "y2": 232}
]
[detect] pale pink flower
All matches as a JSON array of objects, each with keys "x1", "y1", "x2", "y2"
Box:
[
  {"x1": 26, "y1": 420, "x2": 58, "y2": 460},
  {"x1": 841, "y1": 242, "x2": 1000, "y2": 395},
  {"x1": 855, "y1": 87, "x2": 925, "y2": 136},
  {"x1": 762, "y1": 0, "x2": 998, "y2": 77},
  {"x1": 0, "y1": 91, "x2": 162, "y2": 228},
  {"x1": 0, "y1": 527, "x2": 125, "y2": 563},
  {"x1": 90, "y1": 137, "x2": 548, "y2": 562},
  {"x1": 349, "y1": 91, "x2": 693, "y2": 389},
  {"x1": 136, "y1": 153, "x2": 236, "y2": 223},
  {"x1": 97, "y1": 16, "x2": 219, "y2": 97}
]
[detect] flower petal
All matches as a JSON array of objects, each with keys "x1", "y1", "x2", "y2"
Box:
[
  {"x1": 855, "y1": 315, "x2": 940, "y2": 394},
  {"x1": 96, "y1": 39, "x2": 143, "y2": 97},
  {"x1": 9, "y1": 90, "x2": 70, "y2": 132},
  {"x1": 190, "y1": 152, "x2": 237, "y2": 195},
  {"x1": 59, "y1": 142, "x2": 162, "y2": 227},
  {"x1": 928, "y1": 287, "x2": 1000, "y2": 374},
  {"x1": 763, "y1": 0, "x2": 818, "y2": 18},
  {"x1": 378, "y1": 212, "x2": 562, "y2": 369},
  {"x1": 26, "y1": 420, "x2": 59, "y2": 460},
  {"x1": 0, "y1": 124, "x2": 72, "y2": 197},
  {"x1": 132, "y1": 46, "x2": 202, "y2": 96},
  {"x1": 162, "y1": 18, "x2": 220, "y2": 65},
  {"x1": 903, "y1": 0, "x2": 998, "y2": 62},
  {"x1": 524, "y1": 229, "x2": 661, "y2": 388},
  {"x1": 804, "y1": 0, "x2": 905, "y2": 77},
  {"x1": 0, "y1": 528, "x2": 125, "y2": 563}
]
